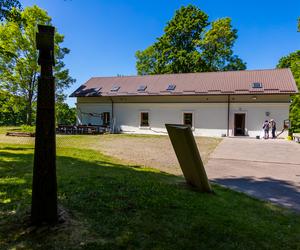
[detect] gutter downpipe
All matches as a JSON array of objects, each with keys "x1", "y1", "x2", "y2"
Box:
[
  {"x1": 109, "y1": 97, "x2": 114, "y2": 133},
  {"x1": 227, "y1": 95, "x2": 230, "y2": 137}
]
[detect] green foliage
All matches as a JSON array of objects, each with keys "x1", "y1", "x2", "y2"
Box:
[
  {"x1": 277, "y1": 51, "x2": 300, "y2": 132},
  {"x1": 0, "y1": 0, "x2": 21, "y2": 21},
  {"x1": 1, "y1": 143, "x2": 300, "y2": 249},
  {"x1": 0, "y1": 90, "x2": 26, "y2": 125},
  {"x1": 136, "y1": 5, "x2": 246, "y2": 75},
  {"x1": 0, "y1": 5, "x2": 75, "y2": 125},
  {"x1": 56, "y1": 102, "x2": 76, "y2": 125},
  {"x1": 19, "y1": 125, "x2": 35, "y2": 133}
]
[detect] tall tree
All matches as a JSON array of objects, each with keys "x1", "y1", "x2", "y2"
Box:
[
  {"x1": 277, "y1": 20, "x2": 300, "y2": 133},
  {"x1": 277, "y1": 51, "x2": 300, "y2": 132},
  {"x1": 136, "y1": 5, "x2": 246, "y2": 75},
  {"x1": 0, "y1": 5, "x2": 75, "y2": 125}
]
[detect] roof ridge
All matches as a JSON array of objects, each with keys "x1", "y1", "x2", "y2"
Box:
[{"x1": 90, "y1": 68, "x2": 289, "y2": 79}]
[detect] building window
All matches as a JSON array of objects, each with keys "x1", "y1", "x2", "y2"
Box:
[
  {"x1": 102, "y1": 112, "x2": 110, "y2": 126},
  {"x1": 166, "y1": 84, "x2": 176, "y2": 91},
  {"x1": 140, "y1": 112, "x2": 149, "y2": 127},
  {"x1": 183, "y1": 113, "x2": 193, "y2": 127},
  {"x1": 251, "y1": 82, "x2": 263, "y2": 88},
  {"x1": 137, "y1": 85, "x2": 147, "y2": 91},
  {"x1": 111, "y1": 85, "x2": 120, "y2": 92}
]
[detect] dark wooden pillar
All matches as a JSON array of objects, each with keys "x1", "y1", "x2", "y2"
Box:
[
  {"x1": 227, "y1": 95, "x2": 230, "y2": 137},
  {"x1": 31, "y1": 25, "x2": 57, "y2": 224}
]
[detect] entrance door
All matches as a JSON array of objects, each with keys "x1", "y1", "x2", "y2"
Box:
[
  {"x1": 234, "y1": 113, "x2": 245, "y2": 136},
  {"x1": 102, "y1": 112, "x2": 110, "y2": 127}
]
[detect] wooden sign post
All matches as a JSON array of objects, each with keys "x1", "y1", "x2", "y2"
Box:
[
  {"x1": 165, "y1": 124, "x2": 212, "y2": 193},
  {"x1": 31, "y1": 25, "x2": 58, "y2": 224}
]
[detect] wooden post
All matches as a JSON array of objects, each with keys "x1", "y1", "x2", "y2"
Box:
[
  {"x1": 165, "y1": 124, "x2": 212, "y2": 193},
  {"x1": 31, "y1": 25, "x2": 57, "y2": 224}
]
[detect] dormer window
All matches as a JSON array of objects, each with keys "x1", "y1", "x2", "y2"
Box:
[
  {"x1": 137, "y1": 85, "x2": 147, "y2": 92},
  {"x1": 251, "y1": 82, "x2": 263, "y2": 88},
  {"x1": 166, "y1": 84, "x2": 176, "y2": 91},
  {"x1": 111, "y1": 85, "x2": 120, "y2": 92}
]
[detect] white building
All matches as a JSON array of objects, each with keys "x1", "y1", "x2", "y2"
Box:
[{"x1": 70, "y1": 69, "x2": 298, "y2": 137}]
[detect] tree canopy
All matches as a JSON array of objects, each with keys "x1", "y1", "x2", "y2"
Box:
[
  {"x1": 0, "y1": 89, "x2": 26, "y2": 125},
  {"x1": 277, "y1": 19, "x2": 300, "y2": 133},
  {"x1": 136, "y1": 5, "x2": 246, "y2": 75},
  {"x1": 277, "y1": 51, "x2": 300, "y2": 132},
  {"x1": 56, "y1": 102, "x2": 76, "y2": 125},
  {"x1": 0, "y1": 5, "x2": 75, "y2": 125},
  {"x1": 0, "y1": 0, "x2": 21, "y2": 21}
]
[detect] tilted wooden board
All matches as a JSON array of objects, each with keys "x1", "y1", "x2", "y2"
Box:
[{"x1": 165, "y1": 124, "x2": 212, "y2": 193}]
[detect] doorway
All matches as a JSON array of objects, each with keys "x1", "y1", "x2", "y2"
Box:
[
  {"x1": 234, "y1": 113, "x2": 246, "y2": 136},
  {"x1": 102, "y1": 112, "x2": 110, "y2": 126}
]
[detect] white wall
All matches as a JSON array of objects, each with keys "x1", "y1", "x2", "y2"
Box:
[
  {"x1": 114, "y1": 103, "x2": 229, "y2": 136},
  {"x1": 76, "y1": 103, "x2": 112, "y2": 125},
  {"x1": 76, "y1": 101, "x2": 289, "y2": 137},
  {"x1": 229, "y1": 103, "x2": 289, "y2": 137}
]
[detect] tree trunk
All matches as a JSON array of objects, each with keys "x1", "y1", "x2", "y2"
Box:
[{"x1": 26, "y1": 96, "x2": 32, "y2": 125}]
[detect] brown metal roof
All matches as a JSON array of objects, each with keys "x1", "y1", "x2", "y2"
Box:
[{"x1": 70, "y1": 68, "x2": 298, "y2": 97}]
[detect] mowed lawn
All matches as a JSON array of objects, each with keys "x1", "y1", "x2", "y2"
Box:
[
  {"x1": 0, "y1": 129, "x2": 220, "y2": 175},
  {"x1": 1, "y1": 128, "x2": 300, "y2": 249}
]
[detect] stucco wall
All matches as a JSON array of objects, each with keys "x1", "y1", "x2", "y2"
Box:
[
  {"x1": 76, "y1": 103, "x2": 112, "y2": 125},
  {"x1": 114, "y1": 103, "x2": 228, "y2": 136},
  {"x1": 76, "y1": 101, "x2": 290, "y2": 137},
  {"x1": 229, "y1": 103, "x2": 290, "y2": 137}
]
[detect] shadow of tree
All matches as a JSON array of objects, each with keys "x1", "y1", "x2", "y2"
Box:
[
  {"x1": 1, "y1": 147, "x2": 300, "y2": 249},
  {"x1": 212, "y1": 177, "x2": 300, "y2": 212},
  {"x1": 0, "y1": 146, "x2": 34, "y2": 151}
]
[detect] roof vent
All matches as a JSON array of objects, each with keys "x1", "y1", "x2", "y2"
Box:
[
  {"x1": 251, "y1": 82, "x2": 263, "y2": 88},
  {"x1": 166, "y1": 84, "x2": 176, "y2": 91},
  {"x1": 137, "y1": 85, "x2": 147, "y2": 91},
  {"x1": 111, "y1": 85, "x2": 120, "y2": 92}
]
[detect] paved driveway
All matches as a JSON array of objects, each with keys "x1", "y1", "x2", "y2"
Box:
[{"x1": 206, "y1": 138, "x2": 300, "y2": 211}]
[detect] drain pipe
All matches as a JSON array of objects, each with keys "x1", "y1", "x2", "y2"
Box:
[
  {"x1": 109, "y1": 97, "x2": 114, "y2": 133},
  {"x1": 227, "y1": 95, "x2": 230, "y2": 136}
]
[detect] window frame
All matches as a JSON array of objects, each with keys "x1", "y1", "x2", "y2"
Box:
[
  {"x1": 182, "y1": 111, "x2": 194, "y2": 129},
  {"x1": 140, "y1": 111, "x2": 150, "y2": 128},
  {"x1": 166, "y1": 84, "x2": 176, "y2": 91},
  {"x1": 102, "y1": 112, "x2": 110, "y2": 126},
  {"x1": 137, "y1": 85, "x2": 147, "y2": 92},
  {"x1": 251, "y1": 82, "x2": 263, "y2": 89},
  {"x1": 110, "y1": 85, "x2": 120, "y2": 92}
]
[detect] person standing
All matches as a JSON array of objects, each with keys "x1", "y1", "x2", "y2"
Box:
[
  {"x1": 270, "y1": 119, "x2": 276, "y2": 139},
  {"x1": 263, "y1": 120, "x2": 270, "y2": 139}
]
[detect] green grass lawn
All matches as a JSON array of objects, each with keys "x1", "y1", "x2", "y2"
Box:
[{"x1": 1, "y1": 142, "x2": 300, "y2": 250}]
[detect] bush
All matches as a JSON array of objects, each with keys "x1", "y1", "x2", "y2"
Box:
[{"x1": 20, "y1": 125, "x2": 35, "y2": 133}]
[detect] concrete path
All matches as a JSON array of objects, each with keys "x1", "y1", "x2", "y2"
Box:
[{"x1": 206, "y1": 138, "x2": 300, "y2": 211}]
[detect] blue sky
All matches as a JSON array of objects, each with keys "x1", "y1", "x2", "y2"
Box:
[{"x1": 22, "y1": 0, "x2": 300, "y2": 106}]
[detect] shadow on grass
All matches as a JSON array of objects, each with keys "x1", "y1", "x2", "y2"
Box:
[
  {"x1": 213, "y1": 177, "x2": 300, "y2": 212},
  {"x1": 0, "y1": 146, "x2": 34, "y2": 151},
  {"x1": 1, "y1": 147, "x2": 300, "y2": 249}
]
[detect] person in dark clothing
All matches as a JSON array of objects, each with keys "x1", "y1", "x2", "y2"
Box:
[
  {"x1": 263, "y1": 120, "x2": 270, "y2": 139},
  {"x1": 270, "y1": 119, "x2": 276, "y2": 139}
]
